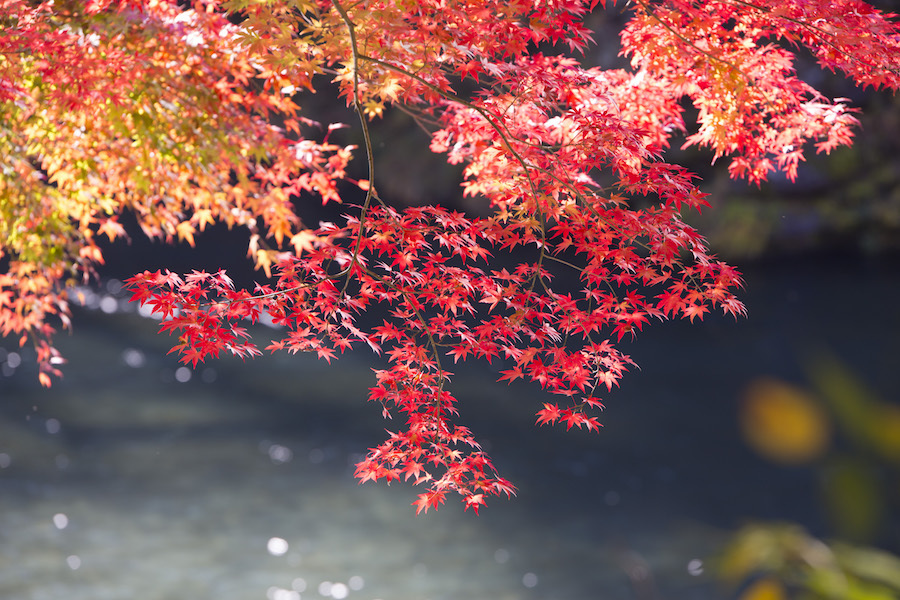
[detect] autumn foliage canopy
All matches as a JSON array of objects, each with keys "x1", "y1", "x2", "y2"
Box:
[{"x1": 2, "y1": 0, "x2": 899, "y2": 512}]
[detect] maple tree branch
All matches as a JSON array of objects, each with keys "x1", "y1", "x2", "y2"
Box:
[
  {"x1": 329, "y1": 0, "x2": 377, "y2": 295},
  {"x1": 355, "y1": 56, "x2": 594, "y2": 299},
  {"x1": 355, "y1": 53, "x2": 645, "y2": 263},
  {"x1": 350, "y1": 53, "x2": 568, "y2": 307},
  {"x1": 391, "y1": 102, "x2": 443, "y2": 136},
  {"x1": 351, "y1": 55, "x2": 673, "y2": 265},
  {"x1": 358, "y1": 263, "x2": 449, "y2": 422},
  {"x1": 542, "y1": 253, "x2": 583, "y2": 273},
  {"x1": 355, "y1": 54, "x2": 545, "y2": 208}
]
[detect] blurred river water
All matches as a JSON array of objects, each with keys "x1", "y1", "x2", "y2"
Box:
[{"x1": 1, "y1": 257, "x2": 898, "y2": 600}]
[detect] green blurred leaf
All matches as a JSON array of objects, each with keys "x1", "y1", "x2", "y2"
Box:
[
  {"x1": 716, "y1": 523, "x2": 900, "y2": 600},
  {"x1": 833, "y1": 543, "x2": 900, "y2": 590},
  {"x1": 805, "y1": 352, "x2": 900, "y2": 464},
  {"x1": 822, "y1": 455, "x2": 884, "y2": 542}
]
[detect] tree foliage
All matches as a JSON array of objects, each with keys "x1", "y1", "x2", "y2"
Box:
[{"x1": 2, "y1": 0, "x2": 898, "y2": 512}]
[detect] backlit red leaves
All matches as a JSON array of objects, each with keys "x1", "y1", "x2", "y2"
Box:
[
  {"x1": 125, "y1": 195, "x2": 737, "y2": 510},
  {"x1": 619, "y1": 0, "x2": 899, "y2": 184}
]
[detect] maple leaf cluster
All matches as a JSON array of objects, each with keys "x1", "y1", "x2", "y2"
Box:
[{"x1": 3, "y1": 0, "x2": 899, "y2": 510}]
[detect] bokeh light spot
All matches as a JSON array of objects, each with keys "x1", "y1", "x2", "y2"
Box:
[
  {"x1": 268, "y1": 444, "x2": 293, "y2": 464},
  {"x1": 6, "y1": 351, "x2": 21, "y2": 368},
  {"x1": 105, "y1": 279, "x2": 124, "y2": 295},
  {"x1": 99, "y1": 295, "x2": 119, "y2": 314},
  {"x1": 330, "y1": 582, "x2": 349, "y2": 599},
  {"x1": 122, "y1": 348, "x2": 146, "y2": 368},
  {"x1": 266, "y1": 537, "x2": 289, "y2": 556},
  {"x1": 174, "y1": 367, "x2": 192, "y2": 383},
  {"x1": 741, "y1": 377, "x2": 830, "y2": 465},
  {"x1": 267, "y1": 587, "x2": 299, "y2": 600},
  {"x1": 687, "y1": 558, "x2": 703, "y2": 575},
  {"x1": 201, "y1": 367, "x2": 217, "y2": 383}
]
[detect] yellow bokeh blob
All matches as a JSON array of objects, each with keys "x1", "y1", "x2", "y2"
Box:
[
  {"x1": 739, "y1": 578, "x2": 787, "y2": 600},
  {"x1": 740, "y1": 378, "x2": 831, "y2": 465}
]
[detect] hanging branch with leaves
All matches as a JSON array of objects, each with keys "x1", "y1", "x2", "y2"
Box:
[{"x1": 2, "y1": 0, "x2": 899, "y2": 511}]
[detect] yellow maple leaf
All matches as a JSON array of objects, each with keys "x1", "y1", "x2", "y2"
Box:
[
  {"x1": 192, "y1": 209, "x2": 216, "y2": 232},
  {"x1": 255, "y1": 249, "x2": 274, "y2": 278},
  {"x1": 290, "y1": 230, "x2": 317, "y2": 256},
  {"x1": 378, "y1": 78, "x2": 404, "y2": 103},
  {"x1": 175, "y1": 221, "x2": 196, "y2": 247}
]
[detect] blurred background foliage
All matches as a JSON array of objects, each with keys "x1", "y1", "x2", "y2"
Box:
[
  {"x1": 725, "y1": 352, "x2": 900, "y2": 599},
  {"x1": 718, "y1": 523, "x2": 900, "y2": 600}
]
